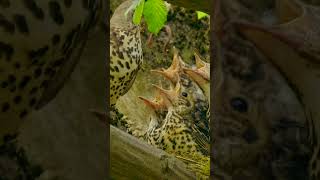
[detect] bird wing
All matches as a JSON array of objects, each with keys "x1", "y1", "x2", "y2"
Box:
[{"x1": 191, "y1": 118, "x2": 210, "y2": 156}]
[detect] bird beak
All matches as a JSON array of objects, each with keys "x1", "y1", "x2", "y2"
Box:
[{"x1": 152, "y1": 81, "x2": 181, "y2": 104}]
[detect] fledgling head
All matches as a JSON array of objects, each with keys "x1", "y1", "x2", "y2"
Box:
[
  {"x1": 151, "y1": 47, "x2": 184, "y2": 85},
  {"x1": 183, "y1": 52, "x2": 210, "y2": 99}
]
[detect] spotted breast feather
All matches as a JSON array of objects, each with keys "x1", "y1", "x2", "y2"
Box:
[
  {"x1": 0, "y1": 0, "x2": 102, "y2": 142},
  {"x1": 110, "y1": 0, "x2": 143, "y2": 107}
]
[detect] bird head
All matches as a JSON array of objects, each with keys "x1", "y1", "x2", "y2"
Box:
[{"x1": 111, "y1": 0, "x2": 138, "y2": 28}]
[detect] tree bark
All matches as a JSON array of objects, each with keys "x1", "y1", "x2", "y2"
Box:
[{"x1": 110, "y1": 125, "x2": 196, "y2": 179}]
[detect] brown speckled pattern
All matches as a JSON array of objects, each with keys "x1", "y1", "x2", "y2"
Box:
[
  {"x1": 145, "y1": 54, "x2": 210, "y2": 157},
  {"x1": 110, "y1": 25, "x2": 142, "y2": 106},
  {"x1": 0, "y1": 0, "x2": 102, "y2": 139}
]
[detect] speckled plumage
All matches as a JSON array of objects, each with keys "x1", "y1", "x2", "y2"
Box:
[
  {"x1": 141, "y1": 50, "x2": 210, "y2": 156},
  {"x1": 0, "y1": 0, "x2": 102, "y2": 140},
  {"x1": 110, "y1": 0, "x2": 143, "y2": 107}
]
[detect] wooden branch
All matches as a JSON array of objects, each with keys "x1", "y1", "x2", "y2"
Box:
[{"x1": 110, "y1": 125, "x2": 196, "y2": 179}]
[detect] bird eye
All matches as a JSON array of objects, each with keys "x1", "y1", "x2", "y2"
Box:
[
  {"x1": 230, "y1": 97, "x2": 248, "y2": 113},
  {"x1": 182, "y1": 92, "x2": 188, "y2": 97}
]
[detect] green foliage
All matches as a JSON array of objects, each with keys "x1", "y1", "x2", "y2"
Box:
[
  {"x1": 143, "y1": 0, "x2": 168, "y2": 34},
  {"x1": 196, "y1": 11, "x2": 209, "y2": 20},
  {"x1": 130, "y1": 0, "x2": 168, "y2": 35},
  {"x1": 130, "y1": 1, "x2": 209, "y2": 34},
  {"x1": 133, "y1": 0, "x2": 145, "y2": 25}
]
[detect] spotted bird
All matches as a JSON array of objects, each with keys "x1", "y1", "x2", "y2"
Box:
[{"x1": 110, "y1": 0, "x2": 143, "y2": 107}]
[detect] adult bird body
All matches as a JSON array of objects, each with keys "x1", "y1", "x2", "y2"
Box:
[{"x1": 110, "y1": 0, "x2": 143, "y2": 107}]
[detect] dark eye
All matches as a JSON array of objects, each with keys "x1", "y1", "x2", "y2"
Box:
[
  {"x1": 230, "y1": 97, "x2": 248, "y2": 113},
  {"x1": 182, "y1": 92, "x2": 188, "y2": 97}
]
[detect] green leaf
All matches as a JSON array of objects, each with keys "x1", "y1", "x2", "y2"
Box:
[
  {"x1": 196, "y1": 11, "x2": 209, "y2": 20},
  {"x1": 143, "y1": 0, "x2": 168, "y2": 34},
  {"x1": 133, "y1": 0, "x2": 145, "y2": 25}
]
